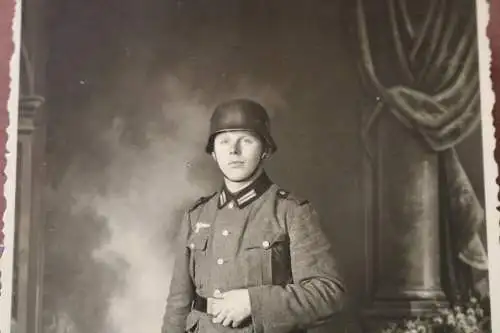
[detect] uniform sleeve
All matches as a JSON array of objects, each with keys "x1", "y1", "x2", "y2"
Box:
[
  {"x1": 162, "y1": 212, "x2": 194, "y2": 333},
  {"x1": 247, "y1": 202, "x2": 346, "y2": 333}
]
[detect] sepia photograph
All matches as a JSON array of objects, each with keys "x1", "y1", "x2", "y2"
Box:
[{"x1": 0, "y1": 0, "x2": 498, "y2": 333}]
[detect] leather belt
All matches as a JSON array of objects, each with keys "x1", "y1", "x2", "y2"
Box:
[
  {"x1": 192, "y1": 294, "x2": 307, "y2": 333},
  {"x1": 192, "y1": 294, "x2": 208, "y2": 313},
  {"x1": 193, "y1": 294, "x2": 291, "y2": 330}
]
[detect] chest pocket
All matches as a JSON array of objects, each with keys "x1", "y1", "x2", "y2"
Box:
[
  {"x1": 187, "y1": 233, "x2": 208, "y2": 252},
  {"x1": 241, "y1": 225, "x2": 291, "y2": 286},
  {"x1": 186, "y1": 232, "x2": 210, "y2": 287}
]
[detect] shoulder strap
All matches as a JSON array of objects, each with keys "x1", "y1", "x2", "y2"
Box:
[
  {"x1": 274, "y1": 188, "x2": 309, "y2": 235},
  {"x1": 276, "y1": 188, "x2": 309, "y2": 205},
  {"x1": 188, "y1": 192, "x2": 217, "y2": 213}
]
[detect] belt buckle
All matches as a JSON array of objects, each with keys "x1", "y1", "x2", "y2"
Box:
[{"x1": 206, "y1": 297, "x2": 215, "y2": 315}]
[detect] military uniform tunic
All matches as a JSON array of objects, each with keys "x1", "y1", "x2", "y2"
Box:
[{"x1": 162, "y1": 174, "x2": 345, "y2": 333}]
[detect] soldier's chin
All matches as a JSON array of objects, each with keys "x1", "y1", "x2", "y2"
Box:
[{"x1": 221, "y1": 170, "x2": 253, "y2": 183}]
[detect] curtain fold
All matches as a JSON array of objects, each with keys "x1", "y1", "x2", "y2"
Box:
[{"x1": 357, "y1": 0, "x2": 488, "y2": 300}]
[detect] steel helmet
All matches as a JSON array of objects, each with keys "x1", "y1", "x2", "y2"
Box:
[{"x1": 205, "y1": 98, "x2": 277, "y2": 154}]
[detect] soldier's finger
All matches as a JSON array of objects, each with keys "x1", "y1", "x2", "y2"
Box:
[
  {"x1": 222, "y1": 315, "x2": 233, "y2": 327},
  {"x1": 214, "y1": 307, "x2": 231, "y2": 324},
  {"x1": 231, "y1": 319, "x2": 241, "y2": 328},
  {"x1": 212, "y1": 312, "x2": 225, "y2": 324}
]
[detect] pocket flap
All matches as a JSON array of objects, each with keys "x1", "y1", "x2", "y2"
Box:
[
  {"x1": 187, "y1": 235, "x2": 208, "y2": 251},
  {"x1": 242, "y1": 232, "x2": 288, "y2": 250}
]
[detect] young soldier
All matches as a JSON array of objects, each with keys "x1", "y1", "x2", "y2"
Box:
[{"x1": 162, "y1": 99, "x2": 345, "y2": 333}]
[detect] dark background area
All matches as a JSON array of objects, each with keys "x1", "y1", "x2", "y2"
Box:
[{"x1": 39, "y1": 1, "x2": 484, "y2": 332}]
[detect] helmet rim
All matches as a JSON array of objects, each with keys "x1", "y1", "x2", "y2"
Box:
[
  {"x1": 205, "y1": 129, "x2": 277, "y2": 154},
  {"x1": 205, "y1": 99, "x2": 277, "y2": 154}
]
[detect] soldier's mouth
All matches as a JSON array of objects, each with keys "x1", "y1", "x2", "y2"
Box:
[{"x1": 228, "y1": 161, "x2": 245, "y2": 167}]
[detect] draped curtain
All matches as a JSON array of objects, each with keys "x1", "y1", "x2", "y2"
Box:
[{"x1": 356, "y1": 0, "x2": 489, "y2": 302}]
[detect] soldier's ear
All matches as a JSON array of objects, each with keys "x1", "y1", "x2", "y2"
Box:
[
  {"x1": 261, "y1": 150, "x2": 273, "y2": 160},
  {"x1": 211, "y1": 151, "x2": 217, "y2": 161}
]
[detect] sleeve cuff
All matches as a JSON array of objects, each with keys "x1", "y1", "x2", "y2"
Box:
[{"x1": 248, "y1": 286, "x2": 265, "y2": 333}]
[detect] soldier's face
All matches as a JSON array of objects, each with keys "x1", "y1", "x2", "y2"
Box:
[{"x1": 211, "y1": 131, "x2": 265, "y2": 182}]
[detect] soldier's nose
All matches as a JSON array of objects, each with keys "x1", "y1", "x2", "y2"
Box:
[{"x1": 229, "y1": 143, "x2": 241, "y2": 155}]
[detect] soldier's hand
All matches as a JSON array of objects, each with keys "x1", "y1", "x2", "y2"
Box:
[{"x1": 211, "y1": 289, "x2": 251, "y2": 328}]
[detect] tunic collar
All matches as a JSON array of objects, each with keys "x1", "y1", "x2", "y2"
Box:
[{"x1": 218, "y1": 172, "x2": 273, "y2": 209}]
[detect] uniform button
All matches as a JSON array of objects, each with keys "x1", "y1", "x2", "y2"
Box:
[
  {"x1": 228, "y1": 202, "x2": 235, "y2": 209},
  {"x1": 189, "y1": 243, "x2": 195, "y2": 249},
  {"x1": 262, "y1": 241, "x2": 270, "y2": 249},
  {"x1": 222, "y1": 230, "x2": 229, "y2": 236},
  {"x1": 217, "y1": 258, "x2": 224, "y2": 265}
]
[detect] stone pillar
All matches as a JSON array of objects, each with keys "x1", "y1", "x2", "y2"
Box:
[
  {"x1": 362, "y1": 112, "x2": 447, "y2": 329},
  {"x1": 11, "y1": 0, "x2": 47, "y2": 332},
  {"x1": 13, "y1": 95, "x2": 45, "y2": 333}
]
